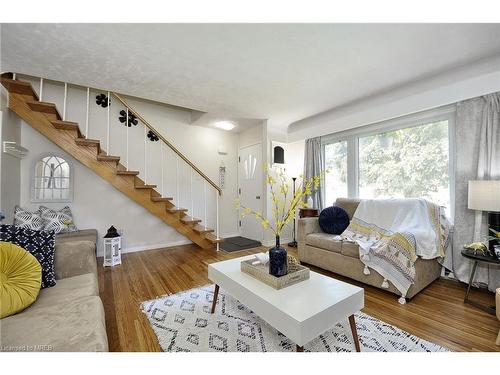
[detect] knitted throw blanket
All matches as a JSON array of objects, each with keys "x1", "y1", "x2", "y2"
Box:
[{"x1": 341, "y1": 199, "x2": 450, "y2": 301}]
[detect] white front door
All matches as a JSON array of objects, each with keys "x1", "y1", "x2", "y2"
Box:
[{"x1": 238, "y1": 143, "x2": 263, "y2": 242}]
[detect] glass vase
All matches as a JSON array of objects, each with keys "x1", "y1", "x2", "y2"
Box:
[{"x1": 269, "y1": 235, "x2": 287, "y2": 277}]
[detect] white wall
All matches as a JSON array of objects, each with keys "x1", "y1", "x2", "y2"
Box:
[
  {"x1": 288, "y1": 55, "x2": 500, "y2": 142},
  {"x1": 17, "y1": 77, "x2": 239, "y2": 255},
  {"x1": 0, "y1": 87, "x2": 22, "y2": 222}
]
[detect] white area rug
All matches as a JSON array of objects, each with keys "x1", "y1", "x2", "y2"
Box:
[{"x1": 141, "y1": 285, "x2": 449, "y2": 352}]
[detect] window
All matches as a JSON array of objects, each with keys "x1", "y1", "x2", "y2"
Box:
[
  {"x1": 324, "y1": 141, "x2": 348, "y2": 205},
  {"x1": 322, "y1": 108, "x2": 454, "y2": 215},
  {"x1": 358, "y1": 121, "x2": 450, "y2": 208},
  {"x1": 32, "y1": 155, "x2": 73, "y2": 202}
]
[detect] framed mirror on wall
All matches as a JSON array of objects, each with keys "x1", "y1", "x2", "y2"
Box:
[{"x1": 31, "y1": 154, "x2": 74, "y2": 203}]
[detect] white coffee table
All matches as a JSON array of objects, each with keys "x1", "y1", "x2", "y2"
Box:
[{"x1": 208, "y1": 255, "x2": 364, "y2": 352}]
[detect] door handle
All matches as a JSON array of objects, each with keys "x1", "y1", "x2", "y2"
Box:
[{"x1": 256, "y1": 196, "x2": 261, "y2": 199}]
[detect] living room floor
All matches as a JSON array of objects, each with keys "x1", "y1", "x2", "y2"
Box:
[{"x1": 97, "y1": 244, "x2": 500, "y2": 352}]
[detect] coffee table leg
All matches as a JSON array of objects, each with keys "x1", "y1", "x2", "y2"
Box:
[
  {"x1": 211, "y1": 284, "x2": 220, "y2": 314},
  {"x1": 348, "y1": 315, "x2": 361, "y2": 352},
  {"x1": 296, "y1": 345, "x2": 304, "y2": 352}
]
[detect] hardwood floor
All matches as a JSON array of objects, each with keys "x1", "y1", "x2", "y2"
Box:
[{"x1": 97, "y1": 244, "x2": 500, "y2": 352}]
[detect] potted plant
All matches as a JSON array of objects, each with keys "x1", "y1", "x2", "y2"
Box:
[{"x1": 236, "y1": 168, "x2": 323, "y2": 277}]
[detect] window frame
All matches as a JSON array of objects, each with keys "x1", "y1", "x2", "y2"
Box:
[
  {"x1": 31, "y1": 153, "x2": 74, "y2": 203},
  {"x1": 321, "y1": 105, "x2": 456, "y2": 219}
]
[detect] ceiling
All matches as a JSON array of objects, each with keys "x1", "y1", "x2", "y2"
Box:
[{"x1": 2, "y1": 23, "x2": 500, "y2": 132}]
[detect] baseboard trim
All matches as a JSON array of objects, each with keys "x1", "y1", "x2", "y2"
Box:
[{"x1": 97, "y1": 232, "x2": 242, "y2": 256}]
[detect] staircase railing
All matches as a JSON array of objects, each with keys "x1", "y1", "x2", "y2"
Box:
[{"x1": 12, "y1": 73, "x2": 222, "y2": 248}]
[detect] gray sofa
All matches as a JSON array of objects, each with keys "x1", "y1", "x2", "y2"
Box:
[
  {"x1": 298, "y1": 198, "x2": 442, "y2": 300},
  {"x1": 0, "y1": 229, "x2": 108, "y2": 352}
]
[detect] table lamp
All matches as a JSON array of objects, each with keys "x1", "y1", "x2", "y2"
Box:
[{"x1": 468, "y1": 180, "x2": 500, "y2": 251}]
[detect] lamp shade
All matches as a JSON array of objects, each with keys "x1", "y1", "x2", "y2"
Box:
[{"x1": 468, "y1": 180, "x2": 500, "y2": 212}]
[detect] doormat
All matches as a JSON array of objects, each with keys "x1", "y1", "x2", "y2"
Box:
[{"x1": 220, "y1": 236, "x2": 262, "y2": 252}]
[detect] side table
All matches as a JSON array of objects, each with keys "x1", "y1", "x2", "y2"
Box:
[
  {"x1": 299, "y1": 208, "x2": 319, "y2": 218},
  {"x1": 461, "y1": 250, "x2": 500, "y2": 315}
]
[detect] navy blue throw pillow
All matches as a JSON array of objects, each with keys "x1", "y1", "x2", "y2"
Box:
[
  {"x1": 318, "y1": 206, "x2": 350, "y2": 235},
  {"x1": 0, "y1": 224, "x2": 56, "y2": 288}
]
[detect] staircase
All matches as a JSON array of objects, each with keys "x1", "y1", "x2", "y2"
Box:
[{"x1": 1, "y1": 73, "x2": 223, "y2": 249}]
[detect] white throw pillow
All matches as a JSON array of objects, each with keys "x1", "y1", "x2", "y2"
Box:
[
  {"x1": 13, "y1": 206, "x2": 44, "y2": 231},
  {"x1": 39, "y1": 206, "x2": 78, "y2": 234}
]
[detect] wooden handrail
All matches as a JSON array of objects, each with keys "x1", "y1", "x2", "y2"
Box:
[{"x1": 111, "y1": 92, "x2": 222, "y2": 195}]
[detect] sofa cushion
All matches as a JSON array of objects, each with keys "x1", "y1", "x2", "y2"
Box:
[
  {"x1": 0, "y1": 242, "x2": 41, "y2": 318},
  {"x1": 318, "y1": 206, "x2": 350, "y2": 234},
  {"x1": 56, "y1": 229, "x2": 98, "y2": 245},
  {"x1": 29, "y1": 273, "x2": 98, "y2": 311},
  {"x1": 334, "y1": 198, "x2": 361, "y2": 220},
  {"x1": 0, "y1": 224, "x2": 56, "y2": 289},
  {"x1": 341, "y1": 241, "x2": 360, "y2": 258},
  {"x1": 0, "y1": 296, "x2": 108, "y2": 352},
  {"x1": 305, "y1": 233, "x2": 342, "y2": 253}
]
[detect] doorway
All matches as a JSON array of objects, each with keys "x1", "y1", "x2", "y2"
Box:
[{"x1": 238, "y1": 143, "x2": 263, "y2": 242}]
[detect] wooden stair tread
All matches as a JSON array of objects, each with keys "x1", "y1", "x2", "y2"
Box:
[
  {"x1": 192, "y1": 224, "x2": 214, "y2": 234},
  {"x1": 168, "y1": 207, "x2": 188, "y2": 213},
  {"x1": 97, "y1": 154, "x2": 120, "y2": 162},
  {"x1": 51, "y1": 120, "x2": 80, "y2": 131},
  {"x1": 27, "y1": 100, "x2": 61, "y2": 118},
  {"x1": 75, "y1": 138, "x2": 100, "y2": 146},
  {"x1": 135, "y1": 184, "x2": 157, "y2": 189},
  {"x1": 205, "y1": 233, "x2": 224, "y2": 244},
  {"x1": 151, "y1": 196, "x2": 173, "y2": 202},
  {"x1": 0, "y1": 78, "x2": 37, "y2": 97},
  {"x1": 116, "y1": 170, "x2": 140, "y2": 176},
  {"x1": 180, "y1": 216, "x2": 202, "y2": 224}
]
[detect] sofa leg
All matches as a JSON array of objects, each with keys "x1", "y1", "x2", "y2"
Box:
[{"x1": 496, "y1": 329, "x2": 500, "y2": 346}]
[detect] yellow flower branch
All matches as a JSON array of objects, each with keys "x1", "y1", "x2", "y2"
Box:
[{"x1": 235, "y1": 168, "x2": 326, "y2": 237}]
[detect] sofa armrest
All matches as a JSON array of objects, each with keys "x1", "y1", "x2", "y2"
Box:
[
  {"x1": 298, "y1": 217, "x2": 321, "y2": 245},
  {"x1": 54, "y1": 240, "x2": 98, "y2": 280}
]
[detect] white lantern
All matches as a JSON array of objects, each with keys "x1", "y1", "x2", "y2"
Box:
[{"x1": 103, "y1": 226, "x2": 122, "y2": 267}]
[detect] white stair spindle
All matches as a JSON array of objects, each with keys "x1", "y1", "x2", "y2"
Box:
[
  {"x1": 62, "y1": 83, "x2": 68, "y2": 121},
  {"x1": 106, "y1": 91, "x2": 110, "y2": 152},
  {"x1": 85, "y1": 88, "x2": 90, "y2": 137},
  {"x1": 144, "y1": 126, "x2": 147, "y2": 183},
  {"x1": 216, "y1": 190, "x2": 220, "y2": 251},
  {"x1": 39, "y1": 78, "x2": 44, "y2": 101},
  {"x1": 126, "y1": 108, "x2": 129, "y2": 169},
  {"x1": 190, "y1": 170, "x2": 194, "y2": 216},
  {"x1": 160, "y1": 142, "x2": 164, "y2": 196},
  {"x1": 204, "y1": 181, "x2": 207, "y2": 226},
  {"x1": 176, "y1": 155, "x2": 179, "y2": 203}
]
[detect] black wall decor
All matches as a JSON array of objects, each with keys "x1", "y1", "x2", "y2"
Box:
[
  {"x1": 119, "y1": 110, "x2": 138, "y2": 127},
  {"x1": 96, "y1": 93, "x2": 110, "y2": 108},
  {"x1": 273, "y1": 146, "x2": 285, "y2": 164},
  {"x1": 147, "y1": 130, "x2": 159, "y2": 142}
]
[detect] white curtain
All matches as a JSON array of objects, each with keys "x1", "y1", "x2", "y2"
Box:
[
  {"x1": 303, "y1": 137, "x2": 324, "y2": 211},
  {"x1": 445, "y1": 92, "x2": 500, "y2": 292}
]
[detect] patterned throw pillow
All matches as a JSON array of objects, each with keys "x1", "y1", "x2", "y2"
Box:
[
  {"x1": 13, "y1": 206, "x2": 44, "y2": 231},
  {"x1": 39, "y1": 206, "x2": 78, "y2": 234},
  {"x1": 0, "y1": 224, "x2": 56, "y2": 288}
]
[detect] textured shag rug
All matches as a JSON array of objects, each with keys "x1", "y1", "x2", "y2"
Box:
[{"x1": 141, "y1": 285, "x2": 449, "y2": 352}]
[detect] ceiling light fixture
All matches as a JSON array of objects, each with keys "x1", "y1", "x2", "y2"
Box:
[{"x1": 214, "y1": 121, "x2": 236, "y2": 131}]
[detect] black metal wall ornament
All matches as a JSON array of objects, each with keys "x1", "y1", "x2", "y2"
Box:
[
  {"x1": 119, "y1": 110, "x2": 138, "y2": 127},
  {"x1": 147, "y1": 130, "x2": 159, "y2": 142},
  {"x1": 96, "y1": 93, "x2": 110, "y2": 108}
]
